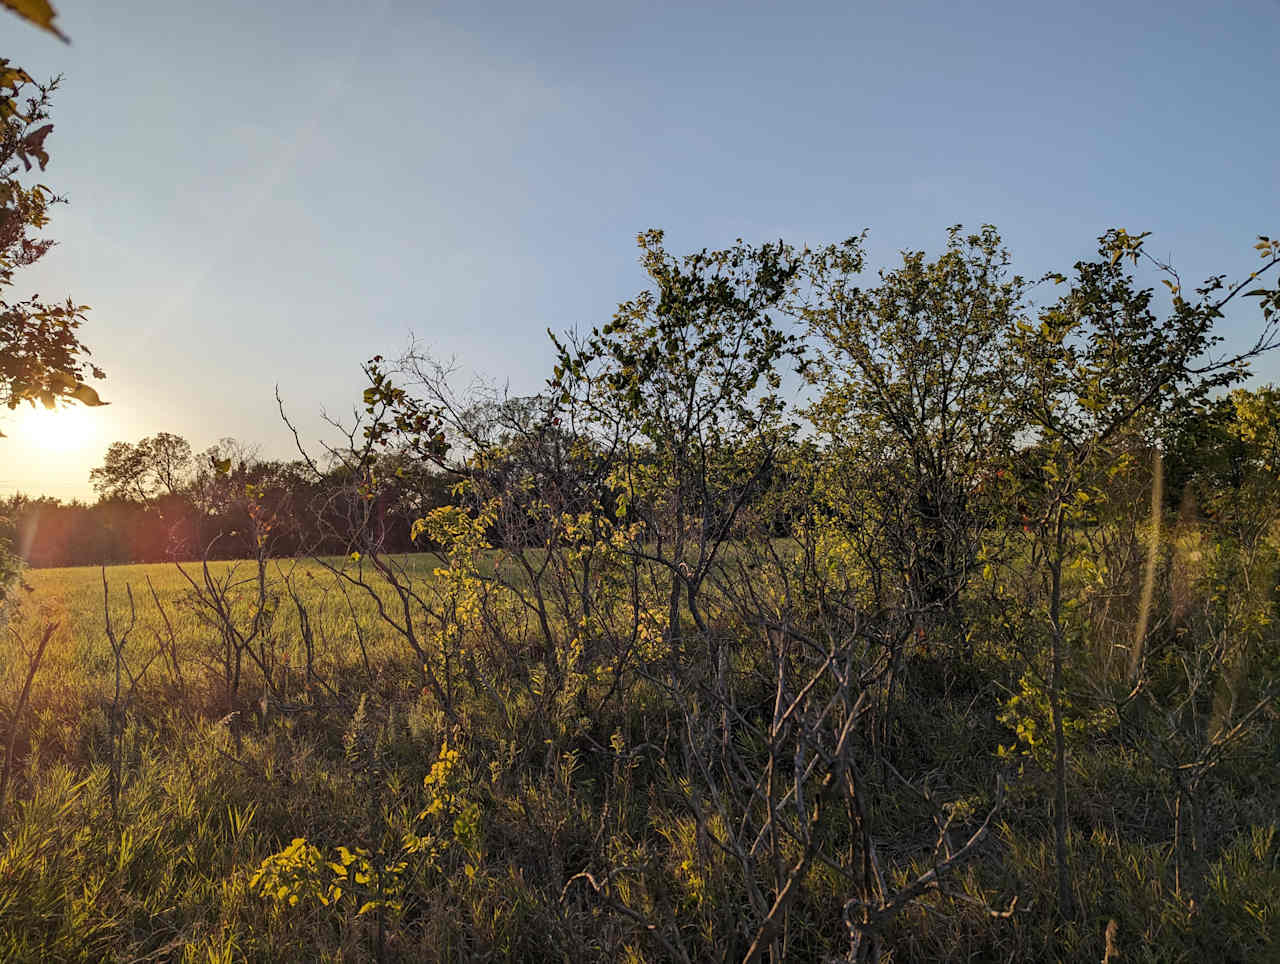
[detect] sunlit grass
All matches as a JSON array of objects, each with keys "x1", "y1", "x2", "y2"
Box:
[{"x1": 7, "y1": 555, "x2": 444, "y2": 704}]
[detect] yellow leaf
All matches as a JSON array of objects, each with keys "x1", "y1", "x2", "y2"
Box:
[
  {"x1": 1, "y1": 0, "x2": 68, "y2": 41},
  {"x1": 71, "y1": 382, "x2": 108, "y2": 406}
]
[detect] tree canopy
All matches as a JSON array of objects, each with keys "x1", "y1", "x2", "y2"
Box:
[{"x1": 0, "y1": 59, "x2": 103, "y2": 420}]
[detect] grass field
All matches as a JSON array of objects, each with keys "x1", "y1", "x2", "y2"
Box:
[
  {"x1": 1, "y1": 538, "x2": 1276, "y2": 962},
  {"x1": 0, "y1": 553, "x2": 517, "y2": 961},
  {"x1": 6, "y1": 556, "x2": 442, "y2": 718},
  {"x1": 16, "y1": 555, "x2": 438, "y2": 655}
]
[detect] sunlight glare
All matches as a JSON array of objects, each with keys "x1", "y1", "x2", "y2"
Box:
[{"x1": 12, "y1": 403, "x2": 105, "y2": 456}]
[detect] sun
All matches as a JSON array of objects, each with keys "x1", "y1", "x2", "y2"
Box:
[
  {"x1": 10, "y1": 402, "x2": 105, "y2": 455},
  {"x1": 0, "y1": 402, "x2": 116, "y2": 501}
]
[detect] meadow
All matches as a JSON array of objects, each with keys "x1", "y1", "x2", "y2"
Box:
[
  {"x1": 2, "y1": 226, "x2": 1279, "y2": 962},
  {"x1": 12, "y1": 557, "x2": 440, "y2": 691},
  {"x1": 0, "y1": 515, "x2": 1276, "y2": 963}
]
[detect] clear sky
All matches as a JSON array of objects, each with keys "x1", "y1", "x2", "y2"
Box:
[{"x1": 2, "y1": 0, "x2": 1278, "y2": 501}]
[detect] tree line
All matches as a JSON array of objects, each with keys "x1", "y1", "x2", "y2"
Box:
[{"x1": 2, "y1": 433, "x2": 456, "y2": 568}]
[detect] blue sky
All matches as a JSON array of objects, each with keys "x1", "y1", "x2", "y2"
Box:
[{"x1": 3, "y1": 0, "x2": 1278, "y2": 499}]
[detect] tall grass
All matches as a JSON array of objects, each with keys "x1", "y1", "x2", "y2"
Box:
[{"x1": 0, "y1": 526, "x2": 1275, "y2": 962}]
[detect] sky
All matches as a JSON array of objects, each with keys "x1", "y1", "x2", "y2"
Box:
[{"x1": 2, "y1": 0, "x2": 1278, "y2": 501}]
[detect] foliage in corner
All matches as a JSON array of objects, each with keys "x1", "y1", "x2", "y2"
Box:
[{"x1": 1, "y1": 59, "x2": 102, "y2": 418}]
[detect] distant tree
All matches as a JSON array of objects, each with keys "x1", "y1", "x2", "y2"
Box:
[
  {"x1": 90, "y1": 433, "x2": 193, "y2": 503},
  {"x1": 146, "y1": 431, "x2": 194, "y2": 496},
  {"x1": 188, "y1": 437, "x2": 258, "y2": 514},
  {"x1": 90, "y1": 441, "x2": 150, "y2": 501}
]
